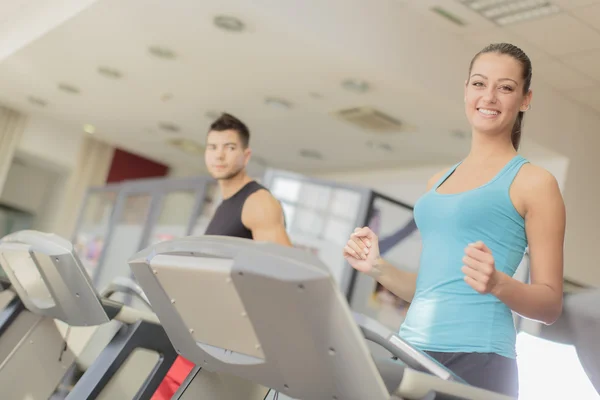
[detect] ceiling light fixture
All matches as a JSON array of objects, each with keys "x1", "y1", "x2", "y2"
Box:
[
  {"x1": 98, "y1": 66, "x2": 122, "y2": 79},
  {"x1": 213, "y1": 15, "x2": 245, "y2": 32},
  {"x1": 58, "y1": 83, "x2": 80, "y2": 94},
  {"x1": 27, "y1": 96, "x2": 47, "y2": 107},
  {"x1": 148, "y1": 45, "x2": 176, "y2": 60},
  {"x1": 458, "y1": 0, "x2": 561, "y2": 26},
  {"x1": 265, "y1": 97, "x2": 292, "y2": 110},
  {"x1": 431, "y1": 6, "x2": 466, "y2": 26},
  {"x1": 341, "y1": 79, "x2": 370, "y2": 94},
  {"x1": 299, "y1": 149, "x2": 323, "y2": 160},
  {"x1": 205, "y1": 110, "x2": 222, "y2": 120},
  {"x1": 158, "y1": 121, "x2": 181, "y2": 133},
  {"x1": 366, "y1": 140, "x2": 393, "y2": 152},
  {"x1": 168, "y1": 138, "x2": 204, "y2": 155},
  {"x1": 83, "y1": 124, "x2": 96, "y2": 134}
]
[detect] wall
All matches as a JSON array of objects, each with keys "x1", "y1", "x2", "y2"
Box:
[
  {"x1": 106, "y1": 148, "x2": 169, "y2": 183},
  {"x1": 0, "y1": 157, "x2": 65, "y2": 233},
  {"x1": 16, "y1": 113, "x2": 83, "y2": 172},
  {"x1": 0, "y1": 159, "x2": 59, "y2": 214}
]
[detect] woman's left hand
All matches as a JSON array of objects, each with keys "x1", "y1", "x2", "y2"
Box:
[{"x1": 462, "y1": 241, "x2": 499, "y2": 294}]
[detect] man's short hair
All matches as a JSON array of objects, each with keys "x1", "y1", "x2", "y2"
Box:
[{"x1": 208, "y1": 113, "x2": 250, "y2": 148}]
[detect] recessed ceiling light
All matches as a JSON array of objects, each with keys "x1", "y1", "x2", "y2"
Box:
[
  {"x1": 83, "y1": 124, "x2": 96, "y2": 134},
  {"x1": 168, "y1": 138, "x2": 204, "y2": 155},
  {"x1": 98, "y1": 66, "x2": 122, "y2": 79},
  {"x1": 299, "y1": 149, "x2": 323, "y2": 160},
  {"x1": 341, "y1": 79, "x2": 370, "y2": 94},
  {"x1": 27, "y1": 96, "x2": 47, "y2": 107},
  {"x1": 205, "y1": 110, "x2": 222, "y2": 120},
  {"x1": 58, "y1": 83, "x2": 80, "y2": 94},
  {"x1": 213, "y1": 15, "x2": 245, "y2": 32},
  {"x1": 366, "y1": 140, "x2": 393, "y2": 152},
  {"x1": 148, "y1": 45, "x2": 176, "y2": 60},
  {"x1": 158, "y1": 121, "x2": 181, "y2": 133},
  {"x1": 265, "y1": 97, "x2": 292, "y2": 110},
  {"x1": 458, "y1": 0, "x2": 560, "y2": 26}
]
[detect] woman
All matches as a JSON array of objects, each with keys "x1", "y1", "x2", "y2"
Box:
[{"x1": 343, "y1": 43, "x2": 565, "y2": 398}]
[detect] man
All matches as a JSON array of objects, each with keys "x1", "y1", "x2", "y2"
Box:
[
  {"x1": 152, "y1": 113, "x2": 292, "y2": 399},
  {"x1": 203, "y1": 113, "x2": 292, "y2": 245}
]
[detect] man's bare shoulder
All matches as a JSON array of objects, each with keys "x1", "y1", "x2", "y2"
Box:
[{"x1": 242, "y1": 189, "x2": 283, "y2": 224}]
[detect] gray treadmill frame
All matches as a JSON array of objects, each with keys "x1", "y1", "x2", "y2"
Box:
[
  {"x1": 129, "y1": 235, "x2": 391, "y2": 400},
  {"x1": 0, "y1": 230, "x2": 109, "y2": 326}
]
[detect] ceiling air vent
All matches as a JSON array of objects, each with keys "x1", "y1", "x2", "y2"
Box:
[{"x1": 332, "y1": 107, "x2": 412, "y2": 134}]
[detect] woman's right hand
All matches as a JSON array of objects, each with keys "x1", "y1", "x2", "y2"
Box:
[{"x1": 343, "y1": 227, "x2": 381, "y2": 275}]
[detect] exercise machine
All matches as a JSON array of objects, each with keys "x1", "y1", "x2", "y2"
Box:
[
  {"x1": 0, "y1": 230, "x2": 178, "y2": 400},
  {"x1": 128, "y1": 235, "x2": 515, "y2": 400}
]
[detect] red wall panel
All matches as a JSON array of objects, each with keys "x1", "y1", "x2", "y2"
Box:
[{"x1": 106, "y1": 148, "x2": 169, "y2": 183}]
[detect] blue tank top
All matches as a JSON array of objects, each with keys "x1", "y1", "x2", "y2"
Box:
[{"x1": 398, "y1": 155, "x2": 529, "y2": 359}]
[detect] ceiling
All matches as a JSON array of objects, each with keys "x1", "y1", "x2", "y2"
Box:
[{"x1": 0, "y1": 0, "x2": 598, "y2": 174}]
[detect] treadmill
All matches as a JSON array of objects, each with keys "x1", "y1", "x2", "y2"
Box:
[
  {"x1": 0, "y1": 230, "x2": 178, "y2": 400},
  {"x1": 128, "y1": 235, "x2": 515, "y2": 400}
]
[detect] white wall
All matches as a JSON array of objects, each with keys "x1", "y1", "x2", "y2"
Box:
[
  {"x1": 17, "y1": 113, "x2": 84, "y2": 172},
  {"x1": 0, "y1": 157, "x2": 67, "y2": 233},
  {"x1": 5, "y1": 114, "x2": 86, "y2": 234},
  {"x1": 0, "y1": 159, "x2": 58, "y2": 214}
]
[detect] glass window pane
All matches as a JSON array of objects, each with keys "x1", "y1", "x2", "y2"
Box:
[
  {"x1": 270, "y1": 178, "x2": 301, "y2": 203},
  {"x1": 73, "y1": 191, "x2": 117, "y2": 276},
  {"x1": 149, "y1": 190, "x2": 197, "y2": 244},
  {"x1": 297, "y1": 183, "x2": 331, "y2": 211},
  {"x1": 94, "y1": 194, "x2": 152, "y2": 293},
  {"x1": 330, "y1": 188, "x2": 361, "y2": 219}
]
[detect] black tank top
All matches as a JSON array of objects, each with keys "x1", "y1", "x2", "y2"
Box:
[{"x1": 204, "y1": 181, "x2": 268, "y2": 239}]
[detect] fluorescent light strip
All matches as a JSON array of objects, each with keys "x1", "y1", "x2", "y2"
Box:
[
  {"x1": 482, "y1": 0, "x2": 550, "y2": 18},
  {"x1": 459, "y1": 0, "x2": 560, "y2": 25},
  {"x1": 495, "y1": 4, "x2": 560, "y2": 25}
]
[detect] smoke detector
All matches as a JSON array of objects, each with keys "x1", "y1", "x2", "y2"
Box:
[
  {"x1": 213, "y1": 15, "x2": 245, "y2": 32},
  {"x1": 168, "y1": 138, "x2": 204, "y2": 155},
  {"x1": 58, "y1": 83, "x2": 80, "y2": 94},
  {"x1": 158, "y1": 121, "x2": 181, "y2": 133},
  {"x1": 98, "y1": 66, "x2": 123, "y2": 79},
  {"x1": 28, "y1": 96, "x2": 47, "y2": 107},
  {"x1": 148, "y1": 45, "x2": 176, "y2": 60},
  {"x1": 299, "y1": 149, "x2": 323, "y2": 160},
  {"x1": 332, "y1": 107, "x2": 414, "y2": 134}
]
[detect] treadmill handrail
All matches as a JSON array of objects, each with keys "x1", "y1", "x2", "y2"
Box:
[
  {"x1": 101, "y1": 277, "x2": 152, "y2": 309},
  {"x1": 353, "y1": 312, "x2": 465, "y2": 383}
]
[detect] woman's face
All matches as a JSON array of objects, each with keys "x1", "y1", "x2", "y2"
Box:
[{"x1": 464, "y1": 52, "x2": 531, "y2": 138}]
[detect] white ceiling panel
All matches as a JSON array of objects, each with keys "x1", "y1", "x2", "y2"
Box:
[
  {"x1": 0, "y1": 0, "x2": 99, "y2": 62},
  {"x1": 461, "y1": 27, "x2": 551, "y2": 63},
  {"x1": 569, "y1": 3, "x2": 600, "y2": 30},
  {"x1": 561, "y1": 49, "x2": 600, "y2": 82},
  {"x1": 553, "y1": 0, "x2": 600, "y2": 10},
  {"x1": 507, "y1": 14, "x2": 600, "y2": 56},
  {"x1": 565, "y1": 86, "x2": 600, "y2": 114},
  {"x1": 534, "y1": 59, "x2": 598, "y2": 91}
]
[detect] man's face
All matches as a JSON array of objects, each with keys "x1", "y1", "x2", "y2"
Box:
[{"x1": 204, "y1": 129, "x2": 250, "y2": 180}]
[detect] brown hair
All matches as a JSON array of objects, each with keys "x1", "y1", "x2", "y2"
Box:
[
  {"x1": 468, "y1": 43, "x2": 532, "y2": 150},
  {"x1": 209, "y1": 113, "x2": 250, "y2": 148}
]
